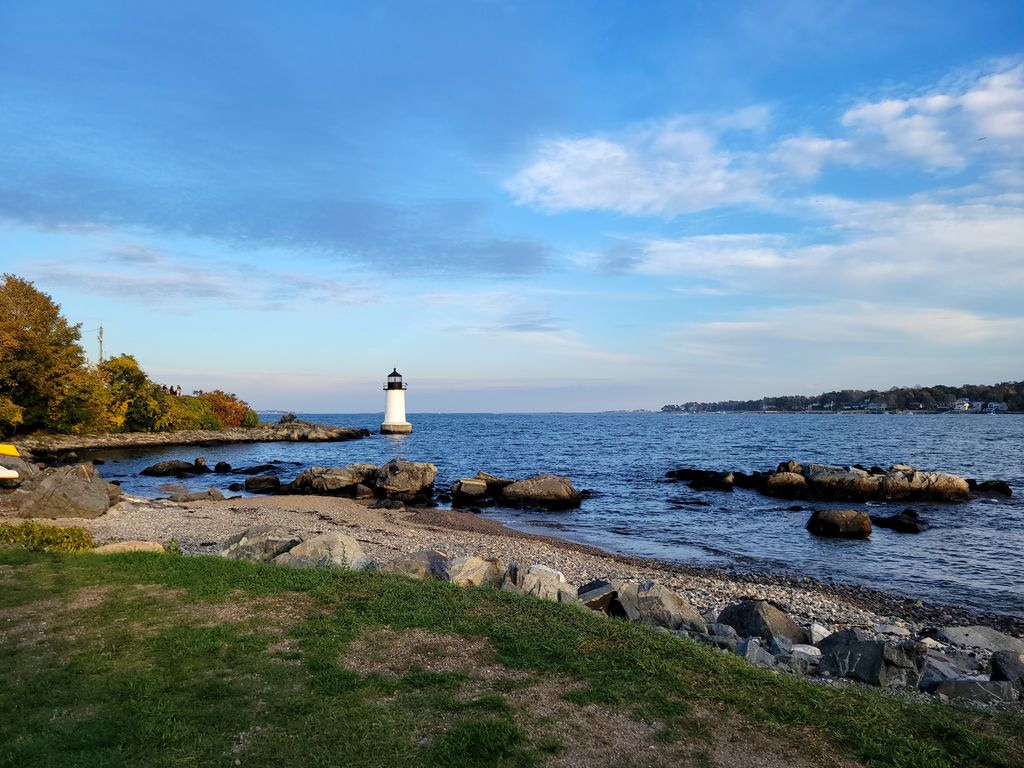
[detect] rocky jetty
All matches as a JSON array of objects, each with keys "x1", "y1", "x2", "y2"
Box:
[
  {"x1": 450, "y1": 471, "x2": 582, "y2": 510},
  {"x1": 208, "y1": 523, "x2": 1024, "y2": 708},
  {"x1": 14, "y1": 421, "x2": 370, "y2": 460}
]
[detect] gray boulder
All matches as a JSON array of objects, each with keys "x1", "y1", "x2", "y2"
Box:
[
  {"x1": 935, "y1": 680, "x2": 1019, "y2": 705},
  {"x1": 717, "y1": 600, "x2": 807, "y2": 645},
  {"x1": 990, "y1": 650, "x2": 1024, "y2": 696},
  {"x1": 520, "y1": 565, "x2": 578, "y2": 603},
  {"x1": 169, "y1": 487, "x2": 225, "y2": 502},
  {"x1": 818, "y1": 629, "x2": 925, "y2": 689},
  {"x1": 920, "y1": 651, "x2": 967, "y2": 692},
  {"x1": 371, "y1": 458, "x2": 437, "y2": 501},
  {"x1": 218, "y1": 525, "x2": 301, "y2": 562},
  {"x1": 735, "y1": 637, "x2": 776, "y2": 668},
  {"x1": 499, "y1": 474, "x2": 582, "y2": 510},
  {"x1": 806, "y1": 509, "x2": 872, "y2": 538},
  {"x1": 15, "y1": 464, "x2": 119, "y2": 519},
  {"x1": 577, "y1": 580, "x2": 627, "y2": 617},
  {"x1": 618, "y1": 581, "x2": 705, "y2": 633},
  {"x1": 448, "y1": 555, "x2": 502, "y2": 587},
  {"x1": 141, "y1": 459, "x2": 210, "y2": 477},
  {"x1": 272, "y1": 533, "x2": 367, "y2": 570},
  {"x1": 244, "y1": 475, "x2": 280, "y2": 493},
  {"x1": 381, "y1": 549, "x2": 450, "y2": 580},
  {"x1": 286, "y1": 464, "x2": 377, "y2": 495},
  {"x1": 708, "y1": 623, "x2": 739, "y2": 640},
  {"x1": 936, "y1": 626, "x2": 1024, "y2": 654}
]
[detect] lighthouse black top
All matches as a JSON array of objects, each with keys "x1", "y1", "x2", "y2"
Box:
[{"x1": 385, "y1": 369, "x2": 407, "y2": 390}]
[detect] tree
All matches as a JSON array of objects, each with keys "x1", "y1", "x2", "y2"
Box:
[{"x1": 0, "y1": 274, "x2": 88, "y2": 432}]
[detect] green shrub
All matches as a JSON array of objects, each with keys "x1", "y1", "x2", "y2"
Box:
[
  {"x1": 241, "y1": 409, "x2": 260, "y2": 428},
  {"x1": 0, "y1": 520, "x2": 94, "y2": 552}
]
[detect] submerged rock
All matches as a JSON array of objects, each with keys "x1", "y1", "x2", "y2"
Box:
[
  {"x1": 870, "y1": 509, "x2": 929, "y2": 533},
  {"x1": 140, "y1": 458, "x2": 210, "y2": 477}
]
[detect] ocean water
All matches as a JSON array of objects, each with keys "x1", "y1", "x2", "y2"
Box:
[{"x1": 88, "y1": 412, "x2": 1024, "y2": 617}]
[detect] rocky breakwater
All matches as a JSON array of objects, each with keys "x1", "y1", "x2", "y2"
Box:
[
  {"x1": 210, "y1": 522, "x2": 1024, "y2": 708},
  {"x1": 14, "y1": 420, "x2": 371, "y2": 461},
  {"x1": 449, "y1": 471, "x2": 583, "y2": 510},
  {"x1": 0, "y1": 459, "x2": 122, "y2": 519},
  {"x1": 257, "y1": 458, "x2": 438, "y2": 505}
]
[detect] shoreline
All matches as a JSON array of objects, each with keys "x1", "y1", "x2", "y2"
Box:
[{"x1": 8, "y1": 490, "x2": 1021, "y2": 638}]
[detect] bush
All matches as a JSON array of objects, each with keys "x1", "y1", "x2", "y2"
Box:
[
  {"x1": 241, "y1": 409, "x2": 260, "y2": 428},
  {"x1": 0, "y1": 520, "x2": 94, "y2": 553}
]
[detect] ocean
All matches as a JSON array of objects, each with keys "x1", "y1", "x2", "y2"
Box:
[{"x1": 86, "y1": 412, "x2": 1024, "y2": 618}]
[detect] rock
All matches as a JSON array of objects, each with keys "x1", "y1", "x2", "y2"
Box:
[
  {"x1": 769, "y1": 636, "x2": 794, "y2": 656},
  {"x1": 708, "y1": 623, "x2": 739, "y2": 640},
  {"x1": 919, "y1": 651, "x2": 965, "y2": 692},
  {"x1": 776, "y1": 460, "x2": 803, "y2": 475},
  {"x1": 272, "y1": 533, "x2": 368, "y2": 570},
  {"x1": 809, "y1": 622, "x2": 831, "y2": 645},
  {"x1": 764, "y1": 472, "x2": 808, "y2": 498},
  {"x1": 93, "y1": 540, "x2": 165, "y2": 554},
  {"x1": 232, "y1": 464, "x2": 279, "y2": 475},
  {"x1": 214, "y1": 461, "x2": 232, "y2": 473},
  {"x1": 15, "y1": 464, "x2": 119, "y2": 519},
  {"x1": 381, "y1": 549, "x2": 450, "y2": 580},
  {"x1": 169, "y1": 487, "x2": 225, "y2": 502},
  {"x1": 877, "y1": 623, "x2": 911, "y2": 637},
  {"x1": 520, "y1": 565, "x2": 577, "y2": 603},
  {"x1": 936, "y1": 626, "x2": 1024, "y2": 654},
  {"x1": 368, "y1": 499, "x2": 405, "y2": 511},
  {"x1": 934, "y1": 680, "x2": 1019, "y2": 705},
  {"x1": 451, "y1": 478, "x2": 489, "y2": 506},
  {"x1": 735, "y1": 637, "x2": 776, "y2": 668},
  {"x1": 502, "y1": 561, "x2": 523, "y2": 592},
  {"x1": 244, "y1": 475, "x2": 281, "y2": 493},
  {"x1": 806, "y1": 509, "x2": 872, "y2": 538},
  {"x1": 904, "y1": 471, "x2": 970, "y2": 502},
  {"x1": 0, "y1": 455, "x2": 39, "y2": 488},
  {"x1": 618, "y1": 581, "x2": 706, "y2": 633},
  {"x1": 371, "y1": 459, "x2": 437, "y2": 502},
  {"x1": 870, "y1": 509, "x2": 929, "y2": 533},
  {"x1": 791, "y1": 644, "x2": 822, "y2": 661},
  {"x1": 353, "y1": 483, "x2": 374, "y2": 500},
  {"x1": 577, "y1": 580, "x2": 627, "y2": 617},
  {"x1": 140, "y1": 459, "x2": 205, "y2": 477},
  {"x1": 218, "y1": 525, "x2": 301, "y2": 562},
  {"x1": 975, "y1": 479, "x2": 1012, "y2": 497},
  {"x1": 476, "y1": 471, "x2": 514, "y2": 493},
  {"x1": 448, "y1": 555, "x2": 502, "y2": 587},
  {"x1": 717, "y1": 600, "x2": 807, "y2": 645},
  {"x1": 818, "y1": 629, "x2": 925, "y2": 689},
  {"x1": 285, "y1": 464, "x2": 377, "y2": 495},
  {"x1": 990, "y1": 651, "x2": 1024, "y2": 695},
  {"x1": 228, "y1": 482, "x2": 244, "y2": 491},
  {"x1": 687, "y1": 472, "x2": 734, "y2": 492},
  {"x1": 499, "y1": 474, "x2": 582, "y2": 510},
  {"x1": 804, "y1": 465, "x2": 881, "y2": 500}
]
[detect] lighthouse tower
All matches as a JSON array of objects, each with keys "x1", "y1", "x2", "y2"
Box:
[{"x1": 381, "y1": 368, "x2": 412, "y2": 434}]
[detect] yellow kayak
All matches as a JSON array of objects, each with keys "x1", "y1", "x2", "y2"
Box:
[{"x1": 0, "y1": 444, "x2": 20, "y2": 457}]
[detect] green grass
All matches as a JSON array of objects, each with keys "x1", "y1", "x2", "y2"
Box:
[{"x1": 0, "y1": 549, "x2": 1021, "y2": 768}]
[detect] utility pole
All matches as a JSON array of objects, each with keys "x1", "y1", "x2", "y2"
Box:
[{"x1": 98, "y1": 325, "x2": 104, "y2": 363}]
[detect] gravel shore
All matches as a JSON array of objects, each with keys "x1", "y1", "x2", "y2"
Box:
[{"x1": 8, "y1": 492, "x2": 1021, "y2": 638}]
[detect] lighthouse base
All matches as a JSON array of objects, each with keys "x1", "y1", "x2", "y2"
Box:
[{"x1": 380, "y1": 422, "x2": 413, "y2": 434}]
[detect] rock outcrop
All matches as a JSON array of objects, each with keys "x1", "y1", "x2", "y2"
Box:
[
  {"x1": 450, "y1": 471, "x2": 582, "y2": 510},
  {"x1": 283, "y1": 460, "x2": 436, "y2": 503},
  {"x1": 141, "y1": 458, "x2": 211, "y2": 477},
  {"x1": 936, "y1": 626, "x2": 1024, "y2": 654},
  {"x1": 15, "y1": 464, "x2": 121, "y2": 519}
]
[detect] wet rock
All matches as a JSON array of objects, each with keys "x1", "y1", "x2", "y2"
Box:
[
  {"x1": 244, "y1": 475, "x2": 281, "y2": 493},
  {"x1": 231, "y1": 464, "x2": 279, "y2": 475},
  {"x1": 15, "y1": 464, "x2": 119, "y2": 519},
  {"x1": 818, "y1": 629, "x2": 925, "y2": 689},
  {"x1": 451, "y1": 478, "x2": 489, "y2": 506},
  {"x1": 717, "y1": 600, "x2": 808, "y2": 645},
  {"x1": 372, "y1": 458, "x2": 437, "y2": 502},
  {"x1": 687, "y1": 472, "x2": 734, "y2": 492},
  {"x1": 381, "y1": 549, "x2": 450, "y2": 580},
  {"x1": 214, "y1": 461, "x2": 232, "y2": 473},
  {"x1": 806, "y1": 509, "x2": 872, "y2": 538},
  {"x1": 776, "y1": 460, "x2": 803, "y2": 475},
  {"x1": 285, "y1": 464, "x2": 377, "y2": 495},
  {"x1": 764, "y1": 472, "x2": 807, "y2": 498},
  {"x1": 448, "y1": 555, "x2": 502, "y2": 587},
  {"x1": 500, "y1": 474, "x2": 582, "y2": 510},
  {"x1": 974, "y1": 479, "x2": 1012, "y2": 497},
  {"x1": 272, "y1": 532, "x2": 368, "y2": 570},
  {"x1": 936, "y1": 626, "x2": 1024, "y2": 654},
  {"x1": 476, "y1": 471, "x2": 514, "y2": 494},
  {"x1": 218, "y1": 525, "x2": 301, "y2": 562},
  {"x1": 618, "y1": 581, "x2": 706, "y2": 633},
  {"x1": 228, "y1": 482, "x2": 244, "y2": 492},
  {"x1": 990, "y1": 651, "x2": 1024, "y2": 696},
  {"x1": 736, "y1": 637, "x2": 776, "y2": 668},
  {"x1": 870, "y1": 509, "x2": 929, "y2": 533},
  {"x1": 141, "y1": 459, "x2": 210, "y2": 477},
  {"x1": 935, "y1": 680, "x2": 1019, "y2": 705}
]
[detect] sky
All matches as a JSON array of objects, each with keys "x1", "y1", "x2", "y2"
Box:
[{"x1": 1, "y1": 0, "x2": 1022, "y2": 412}]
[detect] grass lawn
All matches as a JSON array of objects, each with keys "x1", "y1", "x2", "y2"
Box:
[{"x1": 0, "y1": 549, "x2": 1021, "y2": 768}]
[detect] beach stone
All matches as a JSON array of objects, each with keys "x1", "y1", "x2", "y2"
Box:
[
  {"x1": 806, "y1": 509, "x2": 872, "y2": 538},
  {"x1": 577, "y1": 580, "x2": 627, "y2": 617},
  {"x1": 717, "y1": 600, "x2": 807, "y2": 645},
  {"x1": 936, "y1": 626, "x2": 1024, "y2": 654},
  {"x1": 935, "y1": 680, "x2": 1019, "y2": 705},
  {"x1": 272, "y1": 533, "x2": 368, "y2": 570},
  {"x1": 448, "y1": 555, "x2": 502, "y2": 587},
  {"x1": 764, "y1": 472, "x2": 808, "y2": 498},
  {"x1": 451, "y1": 478, "x2": 488, "y2": 506},
  {"x1": 618, "y1": 581, "x2": 706, "y2": 633},
  {"x1": 218, "y1": 525, "x2": 301, "y2": 562},
  {"x1": 244, "y1": 475, "x2": 280, "y2": 493},
  {"x1": 919, "y1": 651, "x2": 964, "y2": 692},
  {"x1": 500, "y1": 474, "x2": 582, "y2": 510},
  {"x1": 809, "y1": 622, "x2": 831, "y2": 645},
  {"x1": 170, "y1": 487, "x2": 225, "y2": 502},
  {"x1": 974, "y1": 479, "x2": 1012, "y2": 497},
  {"x1": 818, "y1": 629, "x2": 925, "y2": 689},
  {"x1": 93, "y1": 540, "x2": 165, "y2": 554},
  {"x1": 520, "y1": 564, "x2": 577, "y2": 603},
  {"x1": 371, "y1": 459, "x2": 437, "y2": 501},
  {"x1": 990, "y1": 651, "x2": 1024, "y2": 695},
  {"x1": 15, "y1": 464, "x2": 118, "y2": 519},
  {"x1": 870, "y1": 509, "x2": 928, "y2": 533},
  {"x1": 286, "y1": 464, "x2": 377, "y2": 495},
  {"x1": 736, "y1": 637, "x2": 776, "y2": 668},
  {"x1": 381, "y1": 549, "x2": 450, "y2": 580}
]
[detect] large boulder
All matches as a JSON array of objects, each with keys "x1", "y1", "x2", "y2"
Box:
[
  {"x1": 476, "y1": 471, "x2": 514, "y2": 494},
  {"x1": 273, "y1": 533, "x2": 367, "y2": 570},
  {"x1": 936, "y1": 626, "x2": 1024, "y2": 654},
  {"x1": 218, "y1": 525, "x2": 301, "y2": 562},
  {"x1": 448, "y1": 555, "x2": 502, "y2": 587},
  {"x1": 245, "y1": 475, "x2": 281, "y2": 493},
  {"x1": 15, "y1": 464, "x2": 119, "y2": 519},
  {"x1": 990, "y1": 650, "x2": 1024, "y2": 696},
  {"x1": 818, "y1": 629, "x2": 925, "y2": 689},
  {"x1": 499, "y1": 474, "x2": 581, "y2": 510},
  {"x1": 370, "y1": 459, "x2": 437, "y2": 502},
  {"x1": 381, "y1": 549, "x2": 450, "y2": 580},
  {"x1": 974, "y1": 479, "x2": 1012, "y2": 497},
  {"x1": 519, "y1": 565, "x2": 578, "y2": 603},
  {"x1": 763, "y1": 472, "x2": 808, "y2": 498},
  {"x1": 806, "y1": 509, "x2": 872, "y2": 538},
  {"x1": 903, "y1": 471, "x2": 970, "y2": 501},
  {"x1": 285, "y1": 464, "x2": 377, "y2": 495},
  {"x1": 717, "y1": 600, "x2": 807, "y2": 645},
  {"x1": 934, "y1": 680, "x2": 1019, "y2": 705},
  {"x1": 870, "y1": 509, "x2": 928, "y2": 533},
  {"x1": 617, "y1": 581, "x2": 706, "y2": 633},
  {"x1": 140, "y1": 458, "x2": 211, "y2": 476},
  {"x1": 451, "y1": 478, "x2": 489, "y2": 506},
  {"x1": 577, "y1": 579, "x2": 628, "y2": 618}
]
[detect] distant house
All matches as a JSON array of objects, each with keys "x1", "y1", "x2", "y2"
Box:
[
  {"x1": 952, "y1": 398, "x2": 972, "y2": 412},
  {"x1": 986, "y1": 401, "x2": 1009, "y2": 413},
  {"x1": 865, "y1": 401, "x2": 886, "y2": 413}
]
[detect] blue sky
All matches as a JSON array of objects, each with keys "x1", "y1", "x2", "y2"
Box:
[{"x1": 1, "y1": 1, "x2": 1022, "y2": 411}]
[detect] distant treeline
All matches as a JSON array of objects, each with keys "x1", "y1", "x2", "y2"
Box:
[{"x1": 662, "y1": 381, "x2": 1024, "y2": 413}]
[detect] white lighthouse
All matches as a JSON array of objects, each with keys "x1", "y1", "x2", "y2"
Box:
[{"x1": 381, "y1": 368, "x2": 412, "y2": 434}]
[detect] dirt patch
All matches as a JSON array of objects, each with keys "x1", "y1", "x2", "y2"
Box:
[
  {"x1": 184, "y1": 590, "x2": 324, "y2": 632},
  {"x1": 343, "y1": 627, "x2": 520, "y2": 680}
]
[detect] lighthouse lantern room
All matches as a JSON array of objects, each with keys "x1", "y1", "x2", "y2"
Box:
[{"x1": 381, "y1": 368, "x2": 412, "y2": 434}]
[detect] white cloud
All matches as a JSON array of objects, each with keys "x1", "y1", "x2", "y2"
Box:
[
  {"x1": 635, "y1": 234, "x2": 791, "y2": 276},
  {"x1": 773, "y1": 135, "x2": 855, "y2": 179}
]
